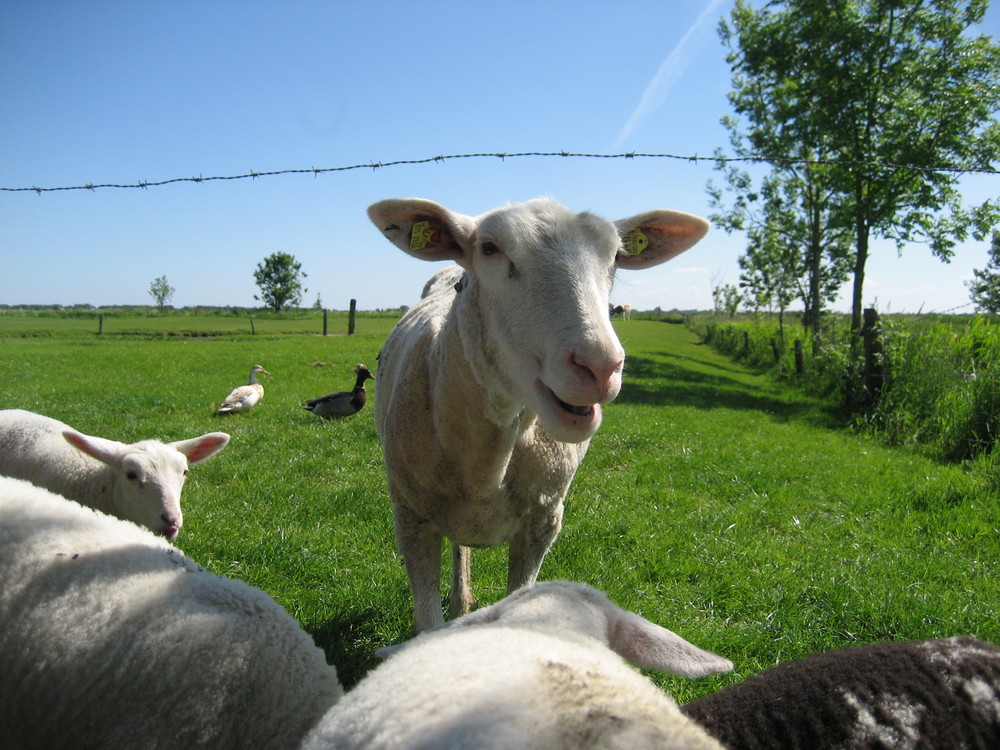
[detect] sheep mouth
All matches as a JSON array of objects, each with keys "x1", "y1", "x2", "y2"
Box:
[
  {"x1": 556, "y1": 397, "x2": 596, "y2": 418},
  {"x1": 535, "y1": 380, "x2": 602, "y2": 443},
  {"x1": 160, "y1": 525, "x2": 180, "y2": 541}
]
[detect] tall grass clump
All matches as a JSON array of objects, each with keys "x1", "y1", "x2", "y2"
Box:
[
  {"x1": 695, "y1": 315, "x2": 856, "y2": 400},
  {"x1": 866, "y1": 316, "x2": 1000, "y2": 461},
  {"x1": 695, "y1": 313, "x2": 1000, "y2": 464}
]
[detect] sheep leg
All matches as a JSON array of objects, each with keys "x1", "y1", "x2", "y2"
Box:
[
  {"x1": 506, "y1": 507, "x2": 564, "y2": 593},
  {"x1": 448, "y1": 543, "x2": 476, "y2": 619},
  {"x1": 393, "y1": 503, "x2": 445, "y2": 633}
]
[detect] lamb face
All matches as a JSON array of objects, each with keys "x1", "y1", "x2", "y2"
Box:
[
  {"x1": 0, "y1": 409, "x2": 228, "y2": 540},
  {"x1": 63, "y1": 428, "x2": 229, "y2": 539}
]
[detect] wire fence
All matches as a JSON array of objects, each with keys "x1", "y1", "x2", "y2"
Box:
[{"x1": 3, "y1": 150, "x2": 998, "y2": 194}]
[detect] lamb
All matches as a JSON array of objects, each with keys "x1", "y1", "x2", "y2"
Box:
[
  {"x1": 0, "y1": 475, "x2": 343, "y2": 750},
  {"x1": 681, "y1": 637, "x2": 1000, "y2": 749},
  {"x1": 0, "y1": 408, "x2": 229, "y2": 539},
  {"x1": 301, "y1": 580, "x2": 732, "y2": 750},
  {"x1": 368, "y1": 197, "x2": 709, "y2": 631}
]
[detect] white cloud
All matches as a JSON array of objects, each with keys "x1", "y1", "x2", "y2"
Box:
[{"x1": 613, "y1": 0, "x2": 726, "y2": 148}]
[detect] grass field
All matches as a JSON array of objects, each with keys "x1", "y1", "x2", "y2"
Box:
[{"x1": 1, "y1": 317, "x2": 997, "y2": 700}]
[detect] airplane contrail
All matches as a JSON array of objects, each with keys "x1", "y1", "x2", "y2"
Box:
[{"x1": 613, "y1": 0, "x2": 726, "y2": 148}]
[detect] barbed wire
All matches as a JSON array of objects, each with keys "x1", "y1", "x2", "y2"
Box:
[{"x1": 3, "y1": 150, "x2": 998, "y2": 195}]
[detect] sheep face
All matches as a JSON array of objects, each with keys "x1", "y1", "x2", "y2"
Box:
[
  {"x1": 369, "y1": 198, "x2": 708, "y2": 443},
  {"x1": 467, "y1": 202, "x2": 623, "y2": 442},
  {"x1": 63, "y1": 430, "x2": 229, "y2": 539}
]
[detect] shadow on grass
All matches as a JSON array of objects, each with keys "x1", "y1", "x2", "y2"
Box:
[
  {"x1": 313, "y1": 605, "x2": 409, "y2": 690},
  {"x1": 617, "y1": 352, "x2": 843, "y2": 429}
]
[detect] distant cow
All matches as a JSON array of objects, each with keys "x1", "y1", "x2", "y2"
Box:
[{"x1": 613, "y1": 304, "x2": 632, "y2": 320}]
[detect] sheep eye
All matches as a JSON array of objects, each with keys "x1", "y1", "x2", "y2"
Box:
[{"x1": 482, "y1": 241, "x2": 500, "y2": 256}]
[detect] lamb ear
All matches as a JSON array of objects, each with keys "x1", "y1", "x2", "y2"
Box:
[
  {"x1": 62, "y1": 430, "x2": 123, "y2": 468},
  {"x1": 605, "y1": 605, "x2": 733, "y2": 678},
  {"x1": 368, "y1": 198, "x2": 478, "y2": 266},
  {"x1": 171, "y1": 432, "x2": 230, "y2": 464},
  {"x1": 614, "y1": 210, "x2": 710, "y2": 270}
]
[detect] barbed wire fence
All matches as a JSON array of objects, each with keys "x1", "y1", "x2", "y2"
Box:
[{"x1": 2, "y1": 150, "x2": 998, "y2": 194}]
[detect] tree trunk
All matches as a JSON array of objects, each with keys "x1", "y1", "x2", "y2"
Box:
[
  {"x1": 806, "y1": 173, "x2": 822, "y2": 352},
  {"x1": 851, "y1": 197, "x2": 870, "y2": 335}
]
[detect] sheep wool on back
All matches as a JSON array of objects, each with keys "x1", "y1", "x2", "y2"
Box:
[
  {"x1": 303, "y1": 580, "x2": 731, "y2": 750},
  {"x1": 681, "y1": 637, "x2": 1000, "y2": 749},
  {"x1": 0, "y1": 476, "x2": 342, "y2": 750}
]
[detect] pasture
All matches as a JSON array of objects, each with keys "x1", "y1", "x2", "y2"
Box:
[{"x1": 1, "y1": 317, "x2": 997, "y2": 700}]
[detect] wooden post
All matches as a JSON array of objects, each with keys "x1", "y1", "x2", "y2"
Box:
[
  {"x1": 98, "y1": 314, "x2": 104, "y2": 335},
  {"x1": 862, "y1": 307, "x2": 883, "y2": 404},
  {"x1": 794, "y1": 339, "x2": 804, "y2": 377},
  {"x1": 323, "y1": 309, "x2": 328, "y2": 336},
  {"x1": 249, "y1": 316, "x2": 256, "y2": 335},
  {"x1": 348, "y1": 299, "x2": 357, "y2": 335},
  {"x1": 742, "y1": 330, "x2": 750, "y2": 354}
]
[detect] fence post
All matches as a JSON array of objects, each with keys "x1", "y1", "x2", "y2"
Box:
[
  {"x1": 794, "y1": 339, "x2": 804, "y2": 377},
  {"x1": 249, "y1": 316, "x2": 256, "y2": 335},
  {"x1": 323, "y1": 309, "x2": 328, "y2": 336},
  {"x1": 98, "y1": 314, "x2": 104, "y2": 335},
  {"x1": 862, "y1": 307, "x2": 883, "y2": 404},
  {"x1": 348, "y1": 299, "x2": 357, "y2": 335}
]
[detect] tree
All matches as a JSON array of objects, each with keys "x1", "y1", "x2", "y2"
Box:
[
  {"x1": 148, "y1": 275, "x2": 175, "y2": 311},
  {"x1": 721, "y1": 0, "x2": 1000, "y2": 333},
  {"x1": 713, "y1": 283, "x2": 743, "y2": 318},
  {"x1": 967, "y1": 233, "x2": 1000, "y2": 313},
  {"x1": 709, "y1": 150, "x2": 852, "y2": 346},
  {"x1": 253, "y1": 252, "x2": 307, "y2": 312}
]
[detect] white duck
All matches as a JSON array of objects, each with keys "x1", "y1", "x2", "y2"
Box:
[{"x1": 216, "y1": 365, "x2": 270, "y2": 414}]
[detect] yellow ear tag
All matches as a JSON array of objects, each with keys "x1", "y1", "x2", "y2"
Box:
[
  {"x1": 410, "y1": 221, "x2": 437, "y2": 252},
  {"x1": 622, "y1": 228, "x2": 649, "y2": 256}
]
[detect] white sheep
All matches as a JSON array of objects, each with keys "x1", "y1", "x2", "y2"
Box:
[
  {"x1": 681, "y1": 636, "x2": 1000, "y2": 748},
  {"x1": 302, "y1": 580, "x2": 732, "y2": 750},
  {"x1": 0, "y1": 408, "x2": 229, "y2": 539},
  {"x1": 369, "y1": 197, "x2": 709, "y2": 631},
  {"x1": 0, "y1": 475, "x2": 343, "y2": 750}
]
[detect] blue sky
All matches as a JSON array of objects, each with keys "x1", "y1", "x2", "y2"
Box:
[{"x1": 2, "y1": 1, "x2": 998, "y2": 313}]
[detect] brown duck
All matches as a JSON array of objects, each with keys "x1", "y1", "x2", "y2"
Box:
[{"x1": 303, "y1": 364, "x2": 374, "y2": 419}]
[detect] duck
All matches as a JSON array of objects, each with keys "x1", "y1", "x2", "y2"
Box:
[
  {"x1": 216, "y1": 364, "x2": 270, "y2": 414},
  {"x1": 303, "y1": 364, "x2": 374, "y2": 419}
]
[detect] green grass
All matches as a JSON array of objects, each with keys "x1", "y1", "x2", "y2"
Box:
[
  {"x1": 1, "y1": 318, "x2": 997, "y2": 701},
  {"x1": 0, "y1": 309, "x2": 401, "y2": 338}
]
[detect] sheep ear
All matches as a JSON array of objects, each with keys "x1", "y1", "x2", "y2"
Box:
[
  {"x1": 368, "y1": 198, "x2": 478, "y2": 265},
  {"x1": 62, "y1": 430, "x2": 123, "y2": 468},
  {"x1": 171, "y1": 432, "x2": 230, "y2": 464},
  {"x1": 605, "y1": 606, "x2": 733, "y2": 678},
  {"x1": 614, "y1": 210, "x2": 710, "y2": 270}
]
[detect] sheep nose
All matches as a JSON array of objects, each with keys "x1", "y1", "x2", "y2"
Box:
[
  {"x1": 161, "y1": 514, "x2": 180, "y2": 539},
  {"x1": 571, "y1": 351, "x2": 624, "y2": 403}
]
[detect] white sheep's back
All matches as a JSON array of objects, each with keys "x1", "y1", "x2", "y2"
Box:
[
  {"x1": 0, "y1": 477, "x2": 341, "y2": 750},
  {"x1": 303, "y1": 625, "x2": 723, "y2": 750}
]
